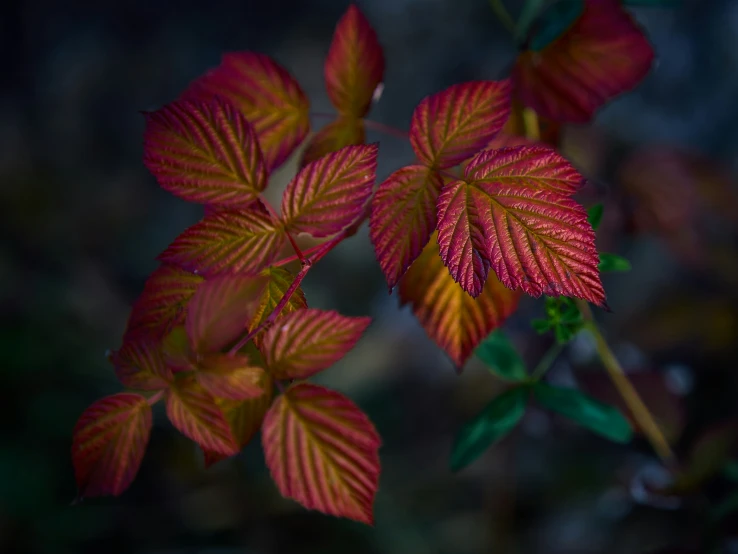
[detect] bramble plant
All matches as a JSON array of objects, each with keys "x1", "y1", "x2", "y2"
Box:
[{"x1": 72, "y1": 0, "x2": 688, "y2": 526}]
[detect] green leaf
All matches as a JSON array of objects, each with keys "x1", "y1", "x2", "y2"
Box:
[
  {"x1": 531, "y1": 318, "x2": 552, "y2": 334},
  {"x1": 599, "y1": 253, "x2": 632, "y2": 273},
  {"x1": 475, "y1": 330, "x2": 527, "y2": 381},
  {"x1": 587, "y1": 203, "x2": 604, "y2": 230},
  {"x1": 516, "y1": 0, "x2": 547, "y2": 42},
  {"x1": 450, "y1": 387, "x2": 528, "y2": 472},
  {"x1": 529, "y1": 0, "x2": 584, "y2": 51},
  {"x1": 533, "y1": 382, "x2": 633, "y2": 443}
]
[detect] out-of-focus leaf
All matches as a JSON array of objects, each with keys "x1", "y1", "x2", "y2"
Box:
[
  {"x1": 410, "y1": 80, "x2": 512, "y2": 169},
  {"x1": 110, "y1": 337, "x2": 173, "y2": 390},
  {"x1": 281, "y1": 144, "x2": 378, "y2": 237},
  {"x1": 599, "y1": 252, "x2": 632, "y2": 272},
  {"x1": 450, "y1": 386, "x2": 528, "y2": 472},
  {"x1": 475, "y1": 330, "x2": 527, "y2": 382},
  {"x1": 399, "y1": 236, "x2": 520, "y2": 369},
  {"x1": 369, "y1": 165, "x2": 444, "y2": 289},
  {"x1": 587, "y1": 203, "x2": 604, "y2": 230},
  {"x1": 300, "y1": 116, "x2": 366, "y2": 167},
  {"x1": 514, "y1": 0, "x2": 654, "y2": 122},
  {"x1": 196, "y1": 353, "x2": 266, "y2": 401},
  {"x1": 324, "y1": 4, "x2": 385, "y2": 117},
  {"x1": 72, "y1": 393, "x2": 152, "y2": 497},
  {"x1": 143, "y1": 97, "x2": 267, "y2": 207},
  {"x1": 262, "y1": 383, "x2": 381, "y2": 524},
  {"x1": 182, "y1": 52, "x2": 310, "y2": 171},
  {"x1": 533, "y1": 381, "x2": 633, "y2": 443}
]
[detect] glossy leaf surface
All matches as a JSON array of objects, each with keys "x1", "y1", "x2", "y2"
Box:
[
  {"x1": 186, "y1": 274, "x2": 264, "y2": 354},
  {"x1": 370, "y1": 165, "x2": 444, "y2": 289},
  {"x1": 124, "y1": 265, "x2": 203, "y2": 341},
  {"x1": 158, "y1": 200, "x2": 285, "y2": 276},
  {"x1": 111, "y1": 337, "x2": 173, "y2": 390},
  {"x1": 260, "y1": 309, "x2": 371, "y2": 380},
  {"x1": 166, "y1": 377, "x2": 238, "y2": 455},
  {"x1": 410, "y1": 80, "x2": 511, "y2": 169},
  {"x1": 143, "y1": 97, "x2": 267, "y2": 207},
  {"x1": 450, "y1": 386, "x2": 528, "y2": 471},
  {"x1": 72, "y1": 393, "x2": 152, "y2": 497},
  {"x1": 514, "y1": 0, "x2": 654, "y2": 122},
  {"x1": 475, "y1": 330, "x2": 527, "y2": 381},
  {"x1": 437, "y1": 146, "x2": 605, "y2": 305},
  {"x1": 399, "y1": 237, "x2": 520, "y2": 369},
  {"x1": 325, "y1": 4, "x2": 385, "y2": 117},
  {"x1": 281, "y1": 144, "x2": 378, "y2": 237},
  {"x1": 533, "y1": 382, "x2": 633, "y2": 443},
  {"x1": 300, "y1": 116, "x2": 365, "y2": 167},
  {"x1": 262, "y1": 383, "x2": 380, "y2": 524},
  {"x1": 183, "y1": 52, "x2": 310, "y2": 170}
]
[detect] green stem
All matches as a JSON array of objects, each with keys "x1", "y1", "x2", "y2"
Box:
[
  {"x1": 530, "y1": 341, "x2": 565, "y2": 381},
  {"x1": 575, "y1": 299, "x2": 676, "y2": 466},
  {"x1": 489, "y1": 0, "x2": 516, "y2": 35}
]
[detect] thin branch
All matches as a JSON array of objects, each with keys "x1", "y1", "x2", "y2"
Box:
[
  {"x1": 260, "y1": 195, "x2": 306, "y2": 264},
  {"x1": 530, "y1": 341, "x2": 565, "y2": 381},
  {"x1": 364, "y1": 119, "x2": 409, "y2": 140},
  {"x1": 576, "y1": 299, "x2": 676, "y2": 466}
]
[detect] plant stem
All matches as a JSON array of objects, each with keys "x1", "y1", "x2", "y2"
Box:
[
  {"x1": 363, "y1": 119, "x2": 409, "y2": 140},
  {"x1": 260, "y1": 195, "x2": 306, "y2": 264},
  {"x1": 489, "y1": 0, "x2": 516, "y2": 35},
  {"x1": 576, "y1": 299, "x2": 676, "y2": 466},
  {"x1": 148, "y1": 390, "x2": 165, "y2": 406},
  {"x1": 530, "y1": 341, "x2": 565, "y2": 381}
]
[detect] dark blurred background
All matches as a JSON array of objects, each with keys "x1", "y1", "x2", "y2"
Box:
[{"x1": 2, "y1": 0, "x2": 738, "y2": 552}]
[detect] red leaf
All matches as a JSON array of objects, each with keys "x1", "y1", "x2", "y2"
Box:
[
  {"x1": 158, "y1": 200, "x2": 285, "y2": 276},
  {"x1": 183, "y1": 52, "x2": 310, "y2": 170},
  {"x1": 124, "y1": 265, "x2": 203, "y2": 341},
  {"x1": 196, "y1": 353, "x2": 266, "y2": 401},
  {"x1": 513, "y1": 0, "x2": 654, "y2": 123},
  {"x1": 161, "y1": 326, "x2": 196, "y2": 373},
  {"x1": 325, "y1": 4, "x2": 385, "y2": 117},
  {"x1": 465, "y1": 145, "x2": 583, "y2": 195},
  {"x1": 399, "y1": 236, "x2": 520, "y2": 369},
  {"x1": 72, "y1": 393, "x2": 152, "y2": 497},
  {"x1": 260, "y1": 309, "x2": 371, "y2": 380},
  {"x1": 186, "y1": 274, "x2": 265, "y2": 354},
  {"x1": 166, "y1": 376, "x2": 238, "y2": 455},
  {"x1": 143, "y1": 97, "x2": 267, "y2": 207},
  {"x1": 262, "y1": 383, "x2": 380, "y2": 524},
  {"x1": 281, "y1": 144, "x2": 378, "y2": 237},
  {"x1": 110, "y1": 337, "x2": 173, "y2": 390},
  {"x1": 369, "y1": 165, "x2": 444, "y2": 289},
  {"x1": 203, "y1": 375, "x2": 274, "y2": 467},
  {"x1": 409, "y1": 80, "x2": 511, "y2": 169},
  {"x1": 300, "y1": 116, "x2": 366, "y2": 168},
  {"x1": 437, "y1": 146, "x2": 605, "y2": 305}
]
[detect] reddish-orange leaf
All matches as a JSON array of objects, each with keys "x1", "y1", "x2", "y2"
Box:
[
  {"x1": 248, "y1": 266, "x2": 308, "y2": 332},
  {"x1": 399, "y1": 236, "x2": 520, "y2": 369},
  {"x1": 466, "y1": 145, "x2": 583, "y2": 195},
  {"x1": 166, "y1": 376, "x2": 238, "y2": 455},
  {"x1": 513, "y1": 0, "x2": 654, "y2": 123},
  {"x1": 262, "y1": 383, "x2": 380, "y2": 524},
  {"x1": 409, "y1": 80, "x2": 511, "y2": 169},
  {"x1": 124, "y1": 265, "x2": 203, "y2": 341},
  {"x1": 72, "y1": 393, "x2": 152, "y2": 497},
  {"x1": 260, "y1": 309, "x2": 371, "y2": 380},
  {"x1": 183, "y1": 52, "x2": 310, "y2": 170},
  {"x1": 196, "y1": 353, "x2": 266, "y2": 401},
  {"x1": 186, "y1": 274, "x2": 265, "y2": 354},
  {"x1": 300, "y1": 116, "x2": 366, "y2": 168},
  {"x1": 110, "y1": 337, "x2": 173, "y2": 390},
  {"x1": 325, "y1": 4, "x2": 385, "y2": 117},
  {"x1": 369, "y1": 165, "x2": 444, "y2": 289},
  {"x1": 203, "y1": 376, "x2": 274, "y2": 468},
  {"x1": 158, "y1": 200, "x2": 285, "y2": 276},
  {"x1": 281, "y1": 144, "x2": 378, "y2": 237},
  {"x1": 437, "y1": 146, "x2": 605, "y2": 304},
  {"x1": 143, "y1": 97, "x2": 267, "y2": 207}
]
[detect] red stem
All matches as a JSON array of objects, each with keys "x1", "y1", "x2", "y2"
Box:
[
  {"x1": 363, "y1": 119, "x2": 409, "y2": 140},
  {"x1": 148, "y1": 390, "x2": 165, "y2": 406},
  {"x1": 260, "y1": 195, "x2": 306, "y2": 264}
]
